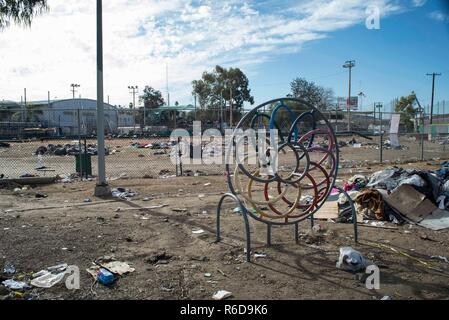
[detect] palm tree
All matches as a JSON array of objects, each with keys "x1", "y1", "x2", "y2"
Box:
[{"x1": 0, "y1": 0, "x2": 48, "y2": 30}]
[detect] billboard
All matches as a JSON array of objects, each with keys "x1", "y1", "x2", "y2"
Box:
[{"x1": 338, "y1": 97, "x2": 358, "y2": 110}]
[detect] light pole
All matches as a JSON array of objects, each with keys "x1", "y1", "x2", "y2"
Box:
[
  {"x1": 94, "y1": 0, "x2": 110, "y2": 196},
  {"x1": 128, "y1": 85, "x2": 138, "y2": 132},
  {"x1": 228, "y1": 80, "x2": 235, "y2": 128},
  {"x1": 343, "y1": 60, "x2": 355, "y2": 131},
  {"x1": 70, "y1": 83, "x2": 80, "y2": 99}
]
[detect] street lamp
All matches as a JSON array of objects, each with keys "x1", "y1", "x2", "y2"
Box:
[
  {"x1": 70, "y1": 83, "x2": 80, "y2": 99},
  {"x1": 343, "y1": 60, "x2": 355, "y2": 131},
  {"x1": 128, "y1": 85, "x2": 138, "y2": 132}
]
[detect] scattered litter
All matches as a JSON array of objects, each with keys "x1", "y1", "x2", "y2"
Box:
[
  {"x1": 204, "y1": 183, "x2": 211, "y2": 186},
  {"x1": 31, "y1": 271, "x2": 66, "y2": 288},
  {"x1": 35, "y1": 193, "x2": 48, "y2": 199},
  {"x1": 30, "y1": 263, "x2": 68, "y2": 288},
  {"x1": 204, "y1": 273, "x2": 212, "y2": 277},
  {"x1": 254, "y1": 252, "x2": 267, "y2": 258},
  {"x1": 336, "y1": 247, "x2": 370, "y2": 272},
  {"x1": 2, "y1": 279, "x2": 30, "y2": 290},
  {"x1": 212, "y1": 290, "x2": 233, "y2": 300},
  {"x1": 111, "y1": 187, "x2": 136, "y2": 199},
  {"x1": 143, "y1": 197, "x2": 151, "y2": 201},
  {"x1": 381, "y1": 296, "x2": 392, "y2": 300},
  {"x1": 198, "y1": 194, "x2": 205, "y2": 199},
  {"x1": 312, "y1": 224, "x2": 327, "y2": 233},
  {"x1": 147, "y1": 251, "x2": 172, "y2": 264},
  {"x1": 101, "y1": 261, "x2": 135, "y2": 275},
  {"x1": 3, "y1": 262, "x2": 16, "y2": 275},
  {"x1": 97, "y1": 268, "x2": 116, "y2": 286},
  {"x1": 430, "y1": 256, "x2": 449, "y2": 264},
  {"x1": 192, "y1": 229, "x2": 205, "y2": 234},
  {"x1": 233, "y1": 207, "x2": 242, "y2": 214},
  {"x1": 84, "y1": 198, "x2": 92, "y2": 203}
]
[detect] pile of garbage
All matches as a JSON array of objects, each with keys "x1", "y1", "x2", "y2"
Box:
[
  {"x1": 1, "y1": 262, "x2": 71, "y2": 300},
  {"x1": 130, "y1": 141, "x2": 173, "y2": 149},
  {"x1": 337, "y1": 162, "x2": 449, "y2": 230},
  {"x1": 35, "y1": 143, "x2": 110, "y2": 156}
]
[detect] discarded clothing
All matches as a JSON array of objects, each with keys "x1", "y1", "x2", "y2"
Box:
[{"x1": 354, "y1": 189, "x2": 384, "y2": 220}]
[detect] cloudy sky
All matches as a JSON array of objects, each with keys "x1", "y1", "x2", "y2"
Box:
[{"x1": 0, "y1": 0, "x2": 448, "y2": 111}]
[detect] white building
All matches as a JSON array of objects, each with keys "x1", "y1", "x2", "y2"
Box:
[{"x1": 26, "y1": 98, "x2": 127, "y2": 135}]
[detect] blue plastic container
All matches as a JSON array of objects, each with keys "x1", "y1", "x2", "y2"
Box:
[{"x1": 97, "y1": 268, "x2": 116, "y2": 285}]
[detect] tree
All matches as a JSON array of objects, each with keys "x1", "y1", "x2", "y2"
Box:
[
  {"x1": 0, "y1": 0, "x2": 48, "y2": 30},
  {"x1": 395, "y1": 91, "x2": 417, "y2": 131},
  {"x1": 192, "y1": 65, "x2": 254, "y2": 114},
  {"x1": 139, "y1": 86, "x2": 165, "y2": 109},
  {"x1": 290, "y1": 77, "x2": 335, "y2": 110}
]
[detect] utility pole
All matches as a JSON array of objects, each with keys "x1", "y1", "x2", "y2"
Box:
[
  {"x1": 229, "y1": 86, "x2": 233, "y2": 128},
  {"x1": 71, "y1": 83, "x2": 80, "y2": 99},
  {"x1": 128, "y1": 85, "x2": 138, "y2": 131},
  {"x1": 343, "y1": 60, "x2": 355, "y2": 131},
  {"x1": 427, "y1": 72, "x2": 442, "y2": 125},
  {"x1": 94, "y1": 0, "x2": 111, "y2": 196},
  {"x1": 48, "y1": 91, "x2": 51, "y2": 127},
  {"x1": 23, "y1": 88, "x2": 27, "y2": 124}
]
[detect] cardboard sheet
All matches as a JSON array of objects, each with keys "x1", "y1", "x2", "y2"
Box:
[
  {"x1": 384, "y1": 185, "x2": 436, "y2": 223},
  {"x1": 314, "y1": 200, "x2": 339, "y2": 220}
]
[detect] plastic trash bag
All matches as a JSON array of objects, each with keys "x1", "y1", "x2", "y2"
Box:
[
  {"x1": 336, "y1": 247, "x2": 369, "y2": 272},
  {"x1": 398, "y1": 174, "x2": 426, "y2": 188},
  {"x1": 366, "y1": 169, "x2": 398, "y2": 190}
]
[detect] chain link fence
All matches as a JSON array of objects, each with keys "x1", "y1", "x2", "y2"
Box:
[{"x1": 1, "y1": 106, "x2": 448, "y2": 180}]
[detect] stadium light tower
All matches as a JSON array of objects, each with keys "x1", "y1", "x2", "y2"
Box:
[
  {"x1": 128, "y1": 85, "x2": 138, "y2": 131},
  {"x1": 343, "y1": 60, "x2": 355, "y2": 131},
  {"x1": 70, "y1": 83, "x2": 80, "y2": 99}
]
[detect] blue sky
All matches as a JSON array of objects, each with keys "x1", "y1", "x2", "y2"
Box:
[
  {"x1": 250, "y1": 0, "x2": 449, "y2": 112},
  {"x1": 0, "y1": 0, "x2": 448, "y2": 112}
]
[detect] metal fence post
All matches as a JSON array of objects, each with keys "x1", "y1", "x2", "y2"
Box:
[
  {"x1": 380, "y1": 132, "x2": 383, "y2": 164},
  {"x1": 421, "y1": 132, "x2": 424, "y2": 161}
]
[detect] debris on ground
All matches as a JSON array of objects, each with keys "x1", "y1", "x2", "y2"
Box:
[
  {"x1": 212, "y1": 290, "x2": 233, "y2": 300},
  {"x1": 192, "y1": 229, "x2": 205, "y2": 234},
  {"x1": 3, "y1": 262, "x2": 16, "y2": 275},
  {"x1": 430, "y1": 255, "x2": 449, "y2": 264},
  {"x1": 30, "y1": 263, "x2": 69, "y2": 288},
  {"x1": 1, "y1": 279, "x2": 30, "y2": 290},
  {"x1": 336, "y1": 165, "x2": 449, "y2": 230},
  {"x1": 146, "y1": 251, "x2": 172, "y2": 264},
  {"x1": 336, "y1": 247, "x2": 371, "y2": 272},
  {"x1": 96, "y1": 268, "x2": 116, "y2": 286},
  {"x1": 111, "y1": 187, "x2": 136, "y2": 199},
  {"x1": 86, "y1": 257, "x2": 135, "y2": 286}
]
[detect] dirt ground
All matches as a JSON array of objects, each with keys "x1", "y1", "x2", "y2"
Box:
[{"x1": 1, "y1": 161, "x2": 449, "y2": 300}]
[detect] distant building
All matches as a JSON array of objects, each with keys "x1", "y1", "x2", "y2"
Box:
[{"x1": 25, "y1": 98, "x2": 120, "y2": 135}]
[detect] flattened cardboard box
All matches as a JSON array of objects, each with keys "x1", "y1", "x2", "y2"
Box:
[{"x1": 384, "y1": 184, "x2": 436, "y2": 223}]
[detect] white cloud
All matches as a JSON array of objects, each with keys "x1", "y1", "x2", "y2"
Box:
[
  {"x1": 428, "y1": 10, "x2": 449, "y2": 23},
  {"x1": 412, "y1": 0, "x2": 427, "y2": 7},
  {"x1": 0, "y1": 0, "x2": 406, "y2": 106}
]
